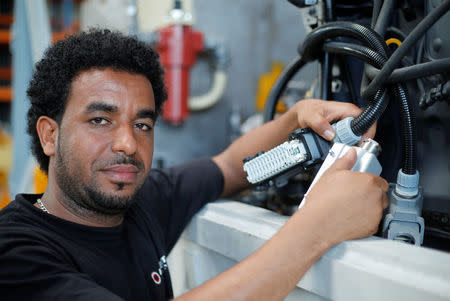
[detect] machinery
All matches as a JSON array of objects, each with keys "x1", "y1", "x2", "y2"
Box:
[{"x1": 241, "y1": 0, "x2": 450, "y2": 250}]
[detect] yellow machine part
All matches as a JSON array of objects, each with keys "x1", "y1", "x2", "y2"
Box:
[
  {"x1": 0, "y1": 129, "x2": 11, "y2": 209},
  {"x1": 255, "y1": 62, "x2": 287, "y2": 113},
  {"x1": 0, "y1": 172, "x2": 9, "y2": 210},
  {"x1": 34, "y1": 167, "x2": 47, "y2": 194},
  {"x1": 0, "y1": 129, "x2": 47, "y2": 210}
]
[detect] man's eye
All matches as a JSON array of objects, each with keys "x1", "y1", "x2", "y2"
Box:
[
  {"x1": 90, "y1": 117, "x2": 109, "y2": 125},
  {"x1": 135, "y1": 123, "x2": 152, "y2": 131}
]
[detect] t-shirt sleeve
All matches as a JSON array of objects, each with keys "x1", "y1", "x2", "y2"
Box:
[
  {"x1": 0, "y1": 231, "x2": 124, "y2": 301},
  {"x1": 137, "y1": 158, "x2": 224, "y2": 252}
]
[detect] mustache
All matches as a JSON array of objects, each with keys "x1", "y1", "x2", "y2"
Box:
[{"x1": 100, "y1": 154, "x2": 144, "y2": 171}]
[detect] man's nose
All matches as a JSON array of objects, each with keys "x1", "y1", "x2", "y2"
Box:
[{"x1": 111, "y1": 124, "x2": 137, "y2": 156}]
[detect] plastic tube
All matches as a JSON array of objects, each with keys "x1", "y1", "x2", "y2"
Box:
[
  {"x1": 319, "y1": 53, "x2": 332, "y2": 99},
  {"x1": 322, "y1": 42, "x2": 388, "y2": 135},
  {"x1": 371, "y1": 0, "x2": 382, "y2": 28},
  {"x1": 323, "y1": 41, "x2": 385, "y2": 69},
  {"x1": 394, "y1": 84, "x2": 417, "y2": 174},
  {"x1": 362, "y1": 0, "x2": 450, "y2": 99},
  {"x1": 365, "y1": 58, "x2": 450, "y2": 84},
  {"x1": 188, "y1": 71, "x2": 227, "y2": 111},
  {"x1": 386, "y1": 27, "x2": 407, "y2": 40},
  {"x1": 298, "y1": 21, "x2": 388, "y2": 63},
  {"x1": 351, "y1": 90, "x2": 388, "y2": 136},
  {"x1": 322, "y1": 41, "x2": 417, "y2": 173},
  {"x1": 273, "y1": 22, "x2": 419, "y2": 173},
  {"x1": 374, "y1": 0, "x2": 396, "y2": 37},
  {"x1": 319, "y1": 0, "x2": 334, "y2": 99}
]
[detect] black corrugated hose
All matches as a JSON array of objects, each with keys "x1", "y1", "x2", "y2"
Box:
[
  {"x1": 298, "y1": 21, "x2": 388, "y2": 62},
  {"x1": 265, "y1": 2, "x2": 449, "y2": 173},
  {"x1": 322, "y1": 41, "x2": 389, "y2": 137},
  {"x1": 299, "y1": 22, "x2": 417, "y2": 174},
  {"x1": 322, "y1": 40, "x2": 417, "y2": 173},
  {"x1": 362, "y1": 0, "x2": 450, "y2": 100}
]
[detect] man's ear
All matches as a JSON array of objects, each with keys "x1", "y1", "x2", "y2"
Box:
[{"x1": 36, "y1": 116, "x2": 59, "y2": 157}]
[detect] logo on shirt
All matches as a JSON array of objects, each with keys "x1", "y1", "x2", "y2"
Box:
[
  {"x1": 151, "y1": 255, "x2": 169, "y2": 286},
  {"x1": 151, "y1": 271, "x2": 161, "y2": 285}
]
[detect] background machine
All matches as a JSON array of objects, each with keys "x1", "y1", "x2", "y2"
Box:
[{"x1": 240, "y1": 0, "x2": 450, "y2": 251}]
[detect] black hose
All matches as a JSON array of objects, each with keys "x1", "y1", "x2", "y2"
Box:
[
  {"x1": 282, "y1": 22, "x2": 419, "y2": 173},
  {"x1": 365, "y1": 58, "x2": 450, "y2": 83},
  {"x1": 371, "y1": 0, "x2": 383, "y2": 28},
  {"x1": 322, "y1": 42, "x2": 389, "y2": 135},
  {"x1": 297, "y1": 24, "x2": 390, "y2": 136},
  {"x1": 325, "y1": 0, "x2": 334, "y2": 21},
  {"x1": 338, "y1": 57, "x2": 357, "y2": 102},
  {"x1": 299, "y1": 21, "x2": 388, "y2": 63},
  {"x1": 322, "y1": 41, "x2": 416, "y2": 173},
  {"x1": 415, "y1": 38, "x2": 425, "y2": 95},
  {"x1": 263, "y1": 56, "x2": 307, "y2": 122},
  {"x1": 319, "y1": 53, "x2": 332, "y2": 99},
  {"x1": 351, "y1": 90, "x2": 389, "y2": 136},
  {"x1": 320, "y1": 0, "x2": 334, "y2": 99},
  {"x1": 266, "y1": 21, "x2": 390, "y2": 123},
  {"x1": 386, "y1": 27, "x2": 407, "y2": 40},
  {"x1": 366, "y1": 57, "x2": 436, "y2": 86},
  {"x1": 374, "y1": 0, "x2": 396, "y2": 38},
  {"x1": 394, "y1": 84, "x2": 417, "y2": 174},
  {"x1": 323, "y1": 41, "x2": 385, "y2": 69},
  {"x1": 362, "y1": 0, "x2": 450, "y2": 99}
]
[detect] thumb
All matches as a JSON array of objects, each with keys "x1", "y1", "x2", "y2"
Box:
[
  {"x1": 306, "y1": 113, "x2": 336, "y2": 141},
  {"x1": 328, "y1": 147, "x2": 357, "y2": 172}
]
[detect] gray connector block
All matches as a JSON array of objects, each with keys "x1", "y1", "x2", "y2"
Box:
[
  {"x1": 333, "y1": 117, "x2": 362, "y2": 146},
  {"x1": 383, "y1": 181, "x2": 425, "y2": 246},
  {"x1": 243, "y1": 140, "x2": 309, "y2": 184},
  {"x1": 243, "y1": 128, "x2": 330, "y2": 185}
]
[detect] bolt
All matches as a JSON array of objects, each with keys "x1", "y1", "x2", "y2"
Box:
[{"x1": 432, "y1": 38, "x2": 442, "y2": 53}]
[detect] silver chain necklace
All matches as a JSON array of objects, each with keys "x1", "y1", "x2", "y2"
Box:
[{"x1": 36, "y1": 198, "x2": 50, "y2": 214}]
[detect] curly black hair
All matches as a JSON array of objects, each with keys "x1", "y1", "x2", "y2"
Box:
[{"x1": 26, "y1": 28, "x2": 167, "y2": 173}]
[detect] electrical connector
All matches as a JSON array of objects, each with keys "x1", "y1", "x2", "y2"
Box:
[
  {"x1": 383, "y1": 169, "x2": 425, "y2": 245},
  {"x1": 332, "y1": 117, "x2": 362, "y2": 146},
  {"x1": 299, "y1": 139, "x2": 382, "y2": 209},
  {"x1": 419, "y1": 82, "x2": 450, "y2": 110},
  {"x1": 243, "y1": 128, "x2": 330, "y2": 185}
]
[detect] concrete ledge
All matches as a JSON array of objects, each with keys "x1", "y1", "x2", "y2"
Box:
[{"x1": 169, "y1": 200, "x2": 450, "y2": 300}]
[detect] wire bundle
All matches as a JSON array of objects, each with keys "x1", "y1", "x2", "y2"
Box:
[{"x1": 264, "y1": 0, "x2": 450, "y2": 175}]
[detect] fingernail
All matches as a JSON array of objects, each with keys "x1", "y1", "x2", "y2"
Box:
[{"x1": 324, "y1": 129, "x2": 335, "y2": 140}]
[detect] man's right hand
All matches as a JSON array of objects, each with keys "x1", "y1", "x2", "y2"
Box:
[{"x1": 300, "y1": 147, "x2": 389, "y2": 247}]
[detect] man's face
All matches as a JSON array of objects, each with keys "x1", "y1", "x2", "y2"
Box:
[{"x1": 51, "y1": 68, "x2": 156, "y2": 215}]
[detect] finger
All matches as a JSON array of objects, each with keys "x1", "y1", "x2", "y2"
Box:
[
  {"x1": 304, "y1": 113, "x2": 336, "y2": 141},
  {"x1": 322, "y1": 101, "x2": 362, "y2": 122},
  {"x1": 328, "y1": 147, "x2": 357, "y2": 172},
  {"x1": 361, "y1": 122, "x2": 377, "y2": 141},
  {"x1": 374, "y1": 177, "x2": 389, "y2": 193},
  {"x1": 382, "y1": 192, "x2": 389, "y2": 209}
]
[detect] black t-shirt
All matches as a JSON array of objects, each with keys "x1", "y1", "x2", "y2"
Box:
[{"x1": 0, "y1": 158, "x2": 224, "y2": 300}]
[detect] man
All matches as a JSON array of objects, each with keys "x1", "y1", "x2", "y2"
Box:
[{"x1": 0, "y1": 29, "x2": 387, "y2": 300}]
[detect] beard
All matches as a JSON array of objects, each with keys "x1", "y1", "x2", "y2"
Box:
[{"x1": 53, "y1": 136, "x2": 143, "y2": 217}]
